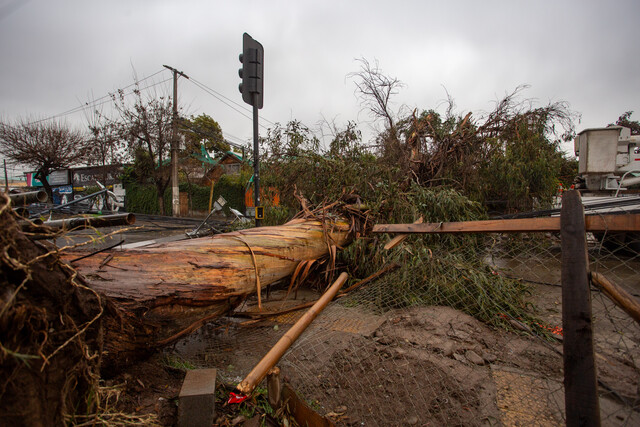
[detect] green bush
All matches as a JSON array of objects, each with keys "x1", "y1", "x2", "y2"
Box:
[
  {"x1": 125, "y1": 176, "x2": 246, "y2": 215},
  {"x1": 124, "y1": 183, "x2": 159, "y2": 214},
  {"x1": 211, "y1": 175, "x2": 246, "y2": 213}
]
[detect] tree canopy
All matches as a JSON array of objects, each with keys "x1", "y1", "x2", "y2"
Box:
[
  {"x1": 614, "y1": 111, "x2": 640, "y2": 135},
  {"x1": 110, "y1": 87, "x2": 174, "y2": 214},
  {"x1": 180, "y1": 113, "x2": 228, "y2": 155},
  {"x1": 0, "y1": 119, "x2": 87, "y2": 198}
]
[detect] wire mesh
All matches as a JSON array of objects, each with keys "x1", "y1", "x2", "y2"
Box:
[{"x1": 166, "y1": 207, "x2": 640, "y2": 426}]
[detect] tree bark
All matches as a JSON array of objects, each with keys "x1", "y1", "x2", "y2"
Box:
[{"x1": 63, "y1": 217, "x2": 352, "y2": 373}]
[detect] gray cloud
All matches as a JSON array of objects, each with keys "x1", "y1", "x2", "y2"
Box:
[{"x1": 1, "y1": 0, "x2": 638, "y2": 156}]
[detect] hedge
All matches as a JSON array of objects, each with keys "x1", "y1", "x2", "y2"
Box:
[{"x1": 125, "y1": 175, "x2": 246, "y2": 215}]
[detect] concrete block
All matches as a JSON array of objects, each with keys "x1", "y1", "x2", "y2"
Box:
[{"x1": 178, "y1": 368, "x2": 217, "y2": 427}]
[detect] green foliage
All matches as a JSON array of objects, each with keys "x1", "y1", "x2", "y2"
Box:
[
  {"x1": 261, "y1": 120, "x2": 319, "y2": 159},
  {"x1": 161, "y1": 355, "x2": 196, "y2": 371},
  {"x1": 123, "y1": 183, "x2": 159, "y2": 214},
  {"x1": 480, "y1": 121, "x2": 566, "y2": 211},
  {"x1": 259, "y1": 111, "x2": 555, "y2": 331},
  {"x1": 185, "y1": 184, "x2": 212, "y2": 211},
  {"x1": 342, "y1": 249, "x2": 538, "y2": 331},
  {"x1": 614, "y1": 111, "x2": 640, "y2": 135},
  {"x1": 122, "y1": 148, "x2": 156, "y2": 185},
  {"x1": 180, "y1": 113, "x2": 228, "y2": 154},
  {"x1": 262, "y1": 206, "x2": 293, "y2": 226},
  {"x1": 558, "y1": 155, "x2": 578, "y2": 189},
  {"x1": 125, "y1": 175, "x2": 246, "y2": 215},
  {"x1": 213, "y1": 174, "x2": 246, "y2": 212}
]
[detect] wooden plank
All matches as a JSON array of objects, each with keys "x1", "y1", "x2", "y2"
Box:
[
  {"x1": 372, "y1": 213, "x2": 640, "y2": 234},
  {"x1": 591, "y1": 271, "x2": 640, "y2": 326},
  {"x1": 384, "y1": 216, "x2": 423, "y2": 249},
  {"x1": 560, "y1": 190, "x2": 600, "y2": 427},
  {"x1": 281, "y1": 383, "x2": 335, "y2": 427}
]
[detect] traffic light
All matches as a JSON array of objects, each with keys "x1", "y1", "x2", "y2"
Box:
[{"x1": 238, "y1": 33, "x2": 264, "y2": 109}]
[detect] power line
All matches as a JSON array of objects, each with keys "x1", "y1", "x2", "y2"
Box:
[
  {"x1": 188, "y1": 79, "x2": 255, "y2": 124},
  {"x1": 72, "y1": 77, "x2": 174, "y2": 125},
  {"x1": 187, "y1": 77, "x2": 277, "y2": 129},
  {"x1": 188, "y1": 77, "x2": 256, "y2": 118},
  {"x1": 24, "y1": 69, "x2": 169, "y2": 125},
  {"x1": 224, "y1": 133, "x2": 250, "y2": 146}
]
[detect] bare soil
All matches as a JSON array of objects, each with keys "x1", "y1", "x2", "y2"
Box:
[{"x1": 110, "y1": 284, "x2": 639, "y2": 426}]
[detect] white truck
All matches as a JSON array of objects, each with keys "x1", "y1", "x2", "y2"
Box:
[
  {"x1": 573, "y1": 126, "x2": 640, "y2": 193},
  {"x1": 572, "y1": 126, "x2": 640, "y2": 251}
]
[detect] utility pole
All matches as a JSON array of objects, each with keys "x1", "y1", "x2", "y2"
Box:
[
  {"x1": 163, "y1": 64, "x2": 189, "y2": 217},
  {"x1": 3, "y1": 159, "x2": 9, "y2": 193}
]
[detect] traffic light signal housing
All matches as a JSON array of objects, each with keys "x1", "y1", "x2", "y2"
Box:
[{"x1": 238, "y1": 33, "x2": 264, "y2": 109}]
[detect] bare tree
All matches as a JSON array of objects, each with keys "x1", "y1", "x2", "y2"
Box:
[
  {"x1": 85, "y1": 98, "x2": 126, "y2": 167},
  {"x1": 85, "y1": 104, "x2": 126, "y2": 185},
  {"x1": 110, "y1": 86, "x2": 174, "y2": 214},
  {"x1": 0, "y1": 119, "x2": 87, "y2": 199},
  {"x1": 348, "y1": 58, "x2": 404, "y2": 140}
]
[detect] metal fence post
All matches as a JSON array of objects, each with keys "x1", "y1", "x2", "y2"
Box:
[{"x1": 561, "y1": 190, "x2": 600, "y2": 426}]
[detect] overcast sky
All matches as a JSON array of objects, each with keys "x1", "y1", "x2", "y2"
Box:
[{"x1": 1, "y1": 0, "x2": 638, "y2": 175}]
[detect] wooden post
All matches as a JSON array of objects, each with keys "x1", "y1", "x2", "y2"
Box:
[
  {"x1": 3, "y1": 159, "x2": 8, "y2": 193},
  {"x1": 267, "y1": 367, "x2": 282, "y2": 409},
  {"x1": 561, "y1": 190, "x2": 600, "y2": 426},
  {"x1": 237, "y1": 272, "x2": 348, "y2": 395}
]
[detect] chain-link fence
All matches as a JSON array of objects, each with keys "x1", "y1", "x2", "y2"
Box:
[{"x1": 166, "y1": 201, "x2": 640, "y2": 426}]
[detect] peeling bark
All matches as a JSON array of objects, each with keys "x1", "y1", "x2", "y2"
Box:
[{"x1": 63, "y1": 217, "x2": 352, "y2": 372}]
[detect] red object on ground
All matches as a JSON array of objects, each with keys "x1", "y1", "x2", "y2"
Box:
[{"x1": 228, "y1": 392, "x2": 248, "y2": 404}]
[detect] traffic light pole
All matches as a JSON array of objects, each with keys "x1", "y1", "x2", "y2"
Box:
[
  {"x1": 253, "y1": 93, "x2": 261, "y2": 227},
  {"x1": 238, "y1": 32, "x2": 264, "y2": 226}
]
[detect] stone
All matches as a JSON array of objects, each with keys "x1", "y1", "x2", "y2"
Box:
[
  {"x1": 231, "y1": 415, "x2": 246, "y2": 426},
  {"x1": 482, "y1": 351, "x2": 497, "y2": 363},
  {"x1": 178, "y1": 368, "x2": 217, "y2": 427},
  {"x1": 242, "y1": 417, "x2": 260, "y2": 427},
  {"x1": 377, "y1": 336, "x2": 393, "y2": 345},
  {"x1": 448, "y1": 330, "x2": 471, "y2": 341},
  {"x1": 335, "y1": 405, "x2": 348, "y2": 413},
  {"x1": 406, "y1": 415, "x2": 419, "y2": 425},
  {"x1": 394, "y1": 348, "x2": 407, "y2": 357},
  {"x1": 442, "y1": 341, "x2": 455, "y2": 357},
  {"x1": 465, "y1": 350, "x2": 485, "y2": 365}
]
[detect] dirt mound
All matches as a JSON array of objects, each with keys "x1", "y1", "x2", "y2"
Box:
[{"x1": 278, "y1": 306, "x2": 503, "y2": 426}]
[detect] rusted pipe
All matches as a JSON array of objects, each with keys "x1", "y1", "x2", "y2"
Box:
[
  {"x1": 236, "y1": 272, "x2": 348, "y2": 395},
  {"x1": 44, "y1": 213, "x2": 135, "y2": 230},
  {"x1": 22, "y1": 213, "x2": 135, "y2": 235},
  {"x1": 9, "y1": 190, "x2": 48, "y2": 206}
]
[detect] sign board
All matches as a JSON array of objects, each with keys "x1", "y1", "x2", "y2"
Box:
[
  {"x1": 52, "y1": 185, "x2": 73, "y2": 205},
  {"x1": 72, "y1": 165, "x2": 124, "y2": 188},
  {"x1": 49, "y1": 170, "x2": 70, "y2": 186}
]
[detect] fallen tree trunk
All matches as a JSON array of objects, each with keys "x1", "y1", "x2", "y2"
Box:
[
  {"x1": 1, "y1": 191, "x2": 354, "y2": 421},
  {"x1": 63, "y1": 217, "x2": 352, "y2": 372}
]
